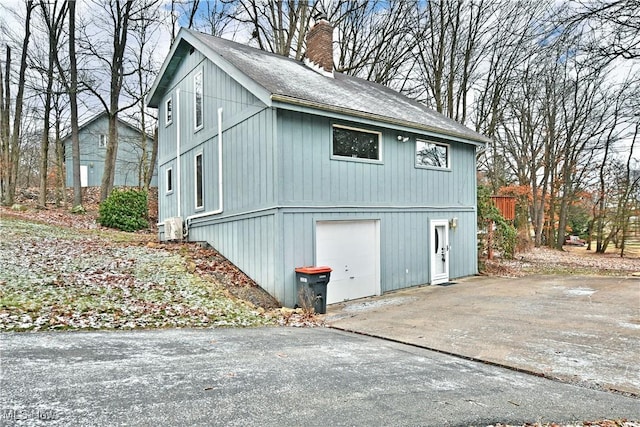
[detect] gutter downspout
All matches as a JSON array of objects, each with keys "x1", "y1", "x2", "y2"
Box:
[
  {"x1": 176, "y1": 88, "x2": 181, "y2": 219},
  {"x1": 185, "y1": 107, "x2": 224, "y2": 233}
]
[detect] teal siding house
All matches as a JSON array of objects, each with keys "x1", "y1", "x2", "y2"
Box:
[
  {"x1": 63, "y1": 112, "x2": 157, "y2": 188},
  {"x1": 147, "y1": 20, "x2": 491, "y2": 307}
]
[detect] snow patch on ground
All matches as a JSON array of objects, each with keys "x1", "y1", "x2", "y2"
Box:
[
  {"x1": 342, "y1": 296, "x2": 418, "y2": 313},
  {"x1": 618, "y1": 322, "x2": 640, "y2": 330},
  {"x1": 564, "y1": 287, "x2": 596, "y2": 296}
]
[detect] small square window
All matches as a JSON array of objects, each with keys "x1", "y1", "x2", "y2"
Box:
[
  {"x1": 416, "y1": 140, "x2": 449, "y2": 169},
  {"x1": 166, "y1": 167, "x2": 173, "y2": 193},
  {"x1": 98, "y1": 134, "x2": 107, "y2": 149},
  {"x1": 332, "y1": 125, "x2": 381, "y2": 162},
  {"x1": 165, "y1": 97, "x2": 173, "y2": 126}
]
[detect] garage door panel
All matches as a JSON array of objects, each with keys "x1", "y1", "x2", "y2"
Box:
[{"x1": 316, "y1": 220, "x2": 380, "y2": 304}]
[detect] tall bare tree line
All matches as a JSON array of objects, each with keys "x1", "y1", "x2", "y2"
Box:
[
  {"x1": 1, "y1": 0, "x2": 638, "y2": 254},
  {"x1": 1, "y1": 0, "x2": 162, "y2": 208}
]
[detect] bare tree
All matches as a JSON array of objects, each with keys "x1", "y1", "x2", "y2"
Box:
[
  {"x1": 618, "y1": 124, "x2": 640, "y2": 256},
  {"x1": 334, "y1": 0, "x2": 418, "y2": 87},
  {"x1": 565, "y1": 0, "x2": 640, "y2": 60},
  {"x1": 123, "y1": 0, "x2": 162, "y2": 191},
  {"x1": 49, "y1": 0, "x2": 82, "y2": 208},
  {"x1": 0, "y1": 0, "x2": 35, "y2": 206},
  {"x1": 78, "y1": 0, "x2": 139, "y2": 201},
  {"x1": 36, "y1": 0, "x2": 67, "y2": 208},
  {"x1": 51, "y1": 84, "x2": 68, "y2": 206},
  {"x1": 170, "y1": 0, "x2": 235, "y2": 39},
  {"x1": 227, "y1": 0, "x2": 313, "y2": 59},
  {"x1": 0, "y1": 46, "x2": 10, "y2": 202},
  {"x1": 591, "y1": 75, "x2": 640, "y2": 253},
  {"x1": 67, "y1": 0, "x2": 82, "y2": 209}
]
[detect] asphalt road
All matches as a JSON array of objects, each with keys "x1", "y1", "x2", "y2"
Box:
[{"x1": 1, "y1": 328, "x2": 638, "y2": 426}]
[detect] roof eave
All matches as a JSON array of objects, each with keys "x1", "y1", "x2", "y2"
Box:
[
  {"x1": 60, "y1": 111, "x2": 152, "y2": 142},
  {"x1": 147, "y1": 30, "x2": 192, "y2": 108},
  {"x1": 271, "y1": 94, "x2": 491, "y2": 146},
  {"x1": 147, "y1": 28, "x2": 273, "y2": 109}
]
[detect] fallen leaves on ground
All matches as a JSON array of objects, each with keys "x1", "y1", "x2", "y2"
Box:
[
  {"x1": 484, "y1": 246, "x2": 639, "y2": 277},
  {"x1": 0, "y1": 216, "x2": 277, "y2": 331}
]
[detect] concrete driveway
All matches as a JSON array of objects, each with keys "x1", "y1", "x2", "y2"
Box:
[{"x1": 326, "y1": 275, "x2": 640, "y2": 396}]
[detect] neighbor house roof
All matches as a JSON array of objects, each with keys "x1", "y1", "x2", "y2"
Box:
[
  {"x1": 148, "y1": 28, "x2": 491, "y2": 145},
  {"x1": 61, "y1": 111, "x2": 152, "y2": 142}
]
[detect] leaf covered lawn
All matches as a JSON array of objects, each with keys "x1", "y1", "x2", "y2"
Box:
[{"x1": 0, "y1": 217, "x2": 274, "y2": 331}]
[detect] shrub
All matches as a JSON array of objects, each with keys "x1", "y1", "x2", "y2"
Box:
[
  {"x1": 477, "y1": 185, "x2": 517, "y2": 260},
  {"x1": 98, "y1": 189, "x2": 149, "y2": 232}
]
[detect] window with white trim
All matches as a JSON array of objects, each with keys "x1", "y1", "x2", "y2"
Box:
[
  {"x1": 166, "y1": 167, "x2": 173, "y2": 194},
  {"x1": 195, "y1": 153, "x2": 203, "y2": 209},
  {"x1": 165, "y1": 97, "x2": 173, "y2": 126},
  {"x1": 416, "y1": 140, "x2": 449, "y2": 169},
  {"x1": 98, "y1": 134, "x2": 107, "y2": 149},
  {"x1": 332, "y1": 124, "x2": 381, "y2": 162},
  {"x1": 194, "y1": 71, "x2": 203, "y2": 130}
]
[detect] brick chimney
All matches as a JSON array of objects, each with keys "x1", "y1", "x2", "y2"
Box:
[{"x1": 304, "y1": 18, "x2": 334, "y2": 76}]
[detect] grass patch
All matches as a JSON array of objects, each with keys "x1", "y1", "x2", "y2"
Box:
[{"x1": 0, "y1": 217, "x2": 273, "y2": 331}]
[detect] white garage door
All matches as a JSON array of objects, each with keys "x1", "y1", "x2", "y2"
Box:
[{"x1": 316, "y1": 220, "x2": 380, "y2": 304}]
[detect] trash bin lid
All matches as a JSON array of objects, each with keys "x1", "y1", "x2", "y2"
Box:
[{"x1": 295, "y1": 266, "x2": 332, "y2": 274}]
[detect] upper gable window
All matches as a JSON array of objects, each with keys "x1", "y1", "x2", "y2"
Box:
[
  {"x1": 194, "y1": 71, "x2": 203, "y2": 130},
  {"x1": 165, "y1": 97, "x2": 173, "y2": 126},
  {"x1": 332, "y1": 124, "x2": 381, "y2": 162},
  {"x1": 98, "y1": 134, "x2": 107, "y2": 149},
  {"x1": 416, "y1": 140, "x2": 449, "y2": 169}
]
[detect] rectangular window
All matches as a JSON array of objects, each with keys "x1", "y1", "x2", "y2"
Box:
[
  {"x1": 98, "y1": 134, "x2": 107, "y2": 149},
  {"x1": 194, "y1": 71, "x2": 203, "y2": 130},
  {"x1": 332, "y1": 125, "x2": 381, "y2": 162},
  {"x1": 416, "y1": 140, "x2": 449, "y2": 169},
  {"x1": 165, "y1": 97, "x2": 173, "y2": 126},
  {"x1": 195, "y1": 153, "x2": 203, "y2": 209},
  {"x1": 166, "y1": 167, "x2": 173, "y2": 194}
]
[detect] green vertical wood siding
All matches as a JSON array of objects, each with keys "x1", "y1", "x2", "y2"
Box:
[
  {"x1": 154, "y1": 50, "x2": 480, "y2": 307},
  {"x1": 276, "y1": 209, "x2": 476, "y2": 307},
  {"x1": 277, "y1": 110, "x2": 476, "y2": 207},
  {"x1": 187, "y1": 213, "x2": 277, "y2": 298},
  {"x1": 156, "y1": 51, "x2": 269, "y2": 222}
]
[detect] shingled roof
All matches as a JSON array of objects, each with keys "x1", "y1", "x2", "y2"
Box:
[{"x1": 148, "y1": 28, "x2": 490, "y2": 145}]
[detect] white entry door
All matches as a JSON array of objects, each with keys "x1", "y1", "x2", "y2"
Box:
[
  {"x1": 430, "y1": 219, "x2": 450, "y2": 284},
  {"x1": 315, "y1": 220, "x2": 380, "y2": 304}
]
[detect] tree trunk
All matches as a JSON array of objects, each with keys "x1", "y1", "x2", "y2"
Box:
[
  {"x1": 6, "y1": 1, "x2": 35, "y2": 206},
  {"x1": 54, "y1": 107, "x2": 65, "y2": 207},
  {"x1": 68, "y1": 0, "x2": 82, "y2": 208},
  {"x1": 99, "y1": 0, "x2": 133, "y2": 202},
  {"x1": 100, "y1": 114, "x2": 119, "y2": 201},
  {"x1": 38, "y1": 0, "x2": 58, "y2": 208},
  {"x1": 0, "y1": 46, "x2": 10, "y2": 204}
]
